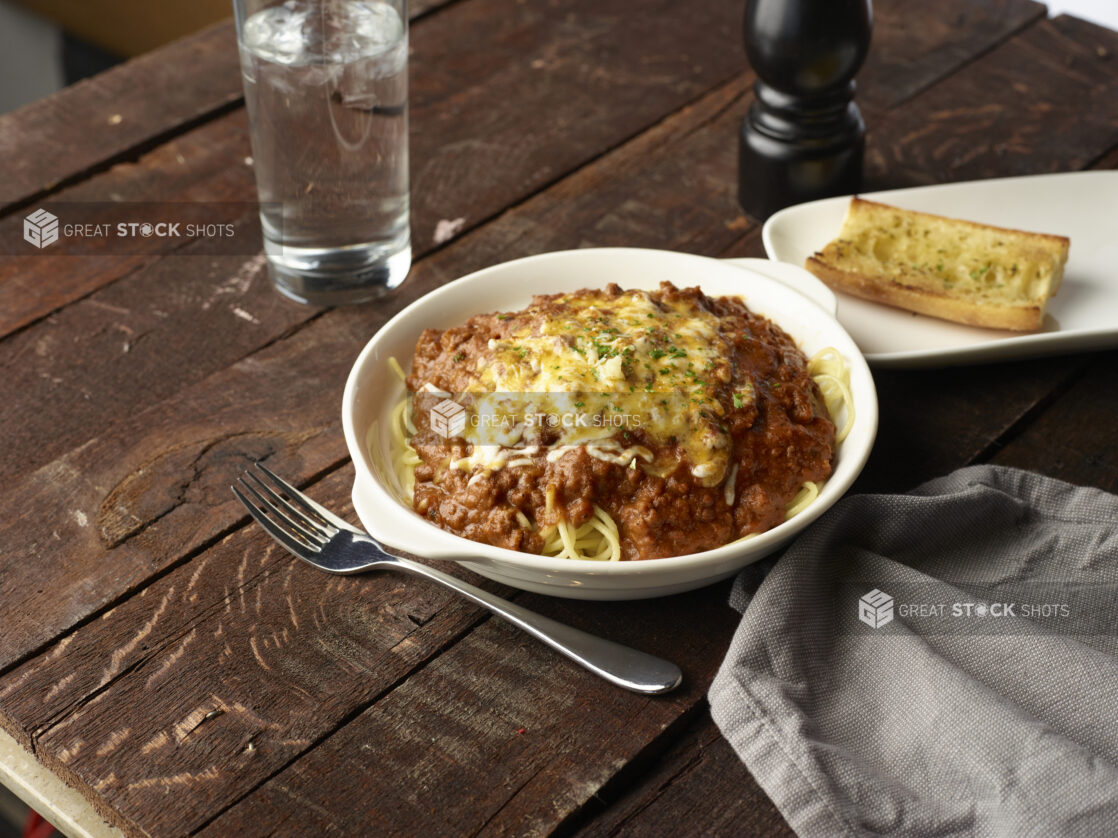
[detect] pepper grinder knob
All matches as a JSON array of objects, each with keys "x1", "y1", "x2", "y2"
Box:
[{"x1": 738, "y1": 0, "x2": 873, "y2": 220}]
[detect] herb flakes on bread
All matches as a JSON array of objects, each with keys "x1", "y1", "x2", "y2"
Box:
[{"x1": 805, "y1": 197, "x2": 1070, "y2": 331}]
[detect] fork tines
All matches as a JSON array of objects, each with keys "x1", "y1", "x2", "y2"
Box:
[{"x1": 232, "y1": 465, "x2": 331, "y2": 557}]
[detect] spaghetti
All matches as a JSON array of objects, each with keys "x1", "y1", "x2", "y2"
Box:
[{"x1": 384, "y1": 282, "x2": 852, "y2": 562}]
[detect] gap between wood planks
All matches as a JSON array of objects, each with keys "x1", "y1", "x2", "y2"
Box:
[
  {"x1": 0, "y1": 443, "x2": 348, "y2": 691},
  {"x1": 1, "y1": 79, "x2": 750, "y2": 351},
  {"x1": 0, "y1": 97, "x2": 243, "y2": 222},
  {"x1": 965, "y1": 359, "x2": 1095, "y2": 465},
  {"x1": 881, "y1": 2, "x2": 1046, "y2": 110},
  {"x1": 1084, "y1": 139, "x2": 1118, "y2": 171},
  {"x1": 548, "y1": 701, "x2": 715, "y2": 837}
]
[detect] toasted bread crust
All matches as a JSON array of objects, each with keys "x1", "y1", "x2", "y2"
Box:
[
  {"x1": 804, "y1": 198, "x2": 1068, "y2": 332},
  {"x1": 805, "y1": 256, "x2": 1043, "y2": 331}
]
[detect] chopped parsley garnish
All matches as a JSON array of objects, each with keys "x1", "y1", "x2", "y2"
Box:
[{"x1": 594, "y1": 343, "x2": 618, "y2": 359}]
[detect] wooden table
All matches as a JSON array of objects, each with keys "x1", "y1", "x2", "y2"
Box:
[{"x1": 0, "y1": 1, "x2": 1115, "y2": 835}]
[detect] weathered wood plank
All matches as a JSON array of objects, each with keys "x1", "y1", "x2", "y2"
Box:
[
  {"x1": 856, "y1": 0, "x2": 1045, "y2": 110},
  {"x1": 864, "y1": 14, "x2": 1118, "y2": 189},
  {"x1": 857, "y1": 356, "x2": 1091, "y2": 493},
  {"x1": 0, "y1": 100, "x2": 260, "y2": 339},
  {"x1": 0, "y1": 0, "x2": 467, "y2": 215},
  {"x1": 0, "y1": 21, "x2": 242, "y2": 211},
  {"x1": 0, "y1": 300, "x2": 366, "y2": 671},
  {"x1": 193, "y1": 587, "x2": 736, "y2": 838},
  {"x1": 405, "y1": 0, "x2": 740, "y2": 250},
  {"x1": 988, "y1": 350, "x2": 1118, "y2": 492},
  {"x1": 571, "y1": 710, "x2": 793, "y2": 838},
  {"x1": 0, "y1": 0, "x2": 746, "y2": 474},
  {"x1": 0, "y1": 465, "x2": 511, "y2": 837}
]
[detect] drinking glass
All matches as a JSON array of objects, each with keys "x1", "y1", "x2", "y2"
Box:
[{"x1": 234, "y1": 0, "x2": 410, "y2": 304}]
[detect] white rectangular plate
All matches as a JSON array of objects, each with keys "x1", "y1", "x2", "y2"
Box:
[{"x1": 762, "y1": 171, "x2": 1118, "y2": 367}]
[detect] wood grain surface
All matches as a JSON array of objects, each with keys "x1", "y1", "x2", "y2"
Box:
[
  {"x1": 0, "y1": 0, "x2": 1115, "y2": 835},
  {"x1": 865, "y1": 15, "x2": 1118, "y2": 188},
  {"x1": 0, "y1": 21, "x2": 242, "y2": 212},
  {"x1": 0, "y1": 0, "x2": 473, "y2": 214}
]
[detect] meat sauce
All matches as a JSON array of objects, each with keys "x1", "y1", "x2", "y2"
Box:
[{"x1": 405, "y1": 282, "x2": 835, "y2": 560}]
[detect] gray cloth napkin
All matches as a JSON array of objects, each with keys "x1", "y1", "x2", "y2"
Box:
[{"x1": 709, "y1": 465, "x2": 1118, "y2": 838}]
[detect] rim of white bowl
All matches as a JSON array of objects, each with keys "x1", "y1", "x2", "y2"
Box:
[{"x1": 342, "y1": 247, "x2": 878, "y2": 575}]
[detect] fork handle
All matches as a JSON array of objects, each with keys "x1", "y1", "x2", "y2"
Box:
[{"x1": 391, "y1": 557, "x2": 683, "y2": 695}]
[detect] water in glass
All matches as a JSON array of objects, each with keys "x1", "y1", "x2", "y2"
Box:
[{"x1": 240, "y1": 0, "x2": 410, "y2": 304}]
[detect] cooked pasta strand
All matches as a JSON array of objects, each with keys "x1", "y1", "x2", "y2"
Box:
[{"x1": 387, "y1": 346, "x2": 852, "y2": 560}]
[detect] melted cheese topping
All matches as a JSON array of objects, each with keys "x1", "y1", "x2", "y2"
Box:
[{"x1": 452, "y1": 289, "x2": 734, "y2": 486}]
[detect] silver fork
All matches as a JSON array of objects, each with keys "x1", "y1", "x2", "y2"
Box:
[{"x1": 231, "y1": 464, "x2": 683, "y2": 695}]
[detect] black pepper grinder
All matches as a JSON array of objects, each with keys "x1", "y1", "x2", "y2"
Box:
[{"x1": 738, "y1": 0, "x2": 873, "y2": 220}]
